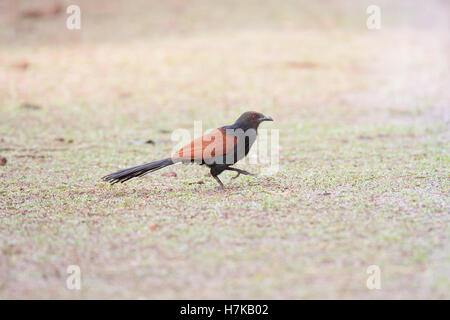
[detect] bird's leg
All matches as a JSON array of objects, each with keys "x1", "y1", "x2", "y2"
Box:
[
  {"x1": 226, "y1": 167, "x2": 257, "y2": 180},
  {"x1": 213, "y1": 175, "x2": 225, "y2": 188}
]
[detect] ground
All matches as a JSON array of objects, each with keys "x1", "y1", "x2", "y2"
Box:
[{"x1": 0, "y1": 0, "x2": 449, "y2": 299}]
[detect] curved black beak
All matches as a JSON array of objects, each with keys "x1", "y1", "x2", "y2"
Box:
[{"x1": 260, "y1": 115, "x2": 274, "y2": 122}]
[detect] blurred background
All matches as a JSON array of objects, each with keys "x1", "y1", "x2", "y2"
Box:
[
  {"x1": 1, "y1": 0, "x2": 449, "y2": 127},
  {"x1": 0, "y1": 0, "x2": 449, "y2": 299}
]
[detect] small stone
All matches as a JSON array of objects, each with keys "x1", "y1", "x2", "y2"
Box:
[
  {"x1": 11, "y1": 60, "x2": 29, "y2": 70},
  {"x1": 20, "y1": 102, "x2": 41, "y2": 110}
]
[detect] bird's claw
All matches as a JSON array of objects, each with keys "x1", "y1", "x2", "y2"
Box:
[
  {"x1": 231, "y1": 171, "x2": 256, "y2": 180},
  {"x1": 231, "y1": 172, "x2": 241, "y2": 180}
]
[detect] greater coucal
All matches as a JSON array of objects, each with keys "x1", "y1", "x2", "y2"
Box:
[{"x1": 102, "y1": 111, "x2": 273, "y2": 188}]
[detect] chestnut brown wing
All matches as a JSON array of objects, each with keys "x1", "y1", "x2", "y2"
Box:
[{"x1": 173, "y1": 128, "x2": 237, "y2": 161}]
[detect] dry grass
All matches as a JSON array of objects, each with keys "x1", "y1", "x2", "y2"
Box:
[{"x1": 0, "y1": 0, "x2": 449, "y2": 299}]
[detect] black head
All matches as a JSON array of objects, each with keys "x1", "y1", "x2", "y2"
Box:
[{"x1": 233, "y1": 111, "x2": 273, "y2": 130}]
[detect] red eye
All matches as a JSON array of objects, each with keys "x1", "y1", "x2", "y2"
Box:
[{"x1": 252, "y1": 115, "x2": 257, "y2": 120}]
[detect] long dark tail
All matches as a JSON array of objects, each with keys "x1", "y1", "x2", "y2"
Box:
[{"x1": 102, "y1": 158, "x2": 174, "y2": 184}]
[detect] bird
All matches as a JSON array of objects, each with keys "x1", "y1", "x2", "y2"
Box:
[{"x1": 102, "y1": 111, "x2": 273, "y2": 188}]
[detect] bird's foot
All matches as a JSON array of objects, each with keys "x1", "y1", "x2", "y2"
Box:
[
  {"x1": 231, "y1": 169, "x2": 256, "y2": 180},
  {"x1": 213, "y1": 175, "x2": 225, "y2": 189},
  {"x1": 231, "y1": 172, "x2": 241, "y2": 180}
]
